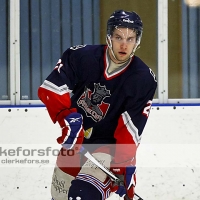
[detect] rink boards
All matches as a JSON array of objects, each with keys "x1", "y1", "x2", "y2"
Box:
[{"x1": 0, "y1": 105, "x2": 199, "y2": 200}]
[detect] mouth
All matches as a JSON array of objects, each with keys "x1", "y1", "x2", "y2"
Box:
[{"x1": 118, "y1": 52, "x2": 127, "y2": 55}]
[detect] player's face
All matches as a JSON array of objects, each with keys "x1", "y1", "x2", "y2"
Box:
[{"x1": 109, "y1": 27, "x2": 137, "y2": 63}]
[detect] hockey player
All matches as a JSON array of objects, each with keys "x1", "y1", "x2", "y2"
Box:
[{"x1": 38, "y1": 10, "x2": 157, "y2": 200}]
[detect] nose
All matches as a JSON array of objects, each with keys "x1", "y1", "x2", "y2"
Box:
[{"x1": 120, "y1": 40, "x2": 127, "y2": 48}]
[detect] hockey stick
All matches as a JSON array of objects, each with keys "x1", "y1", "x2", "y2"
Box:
[{"x1": 79, "y1": 146, "x2": 144, "y2": 200}]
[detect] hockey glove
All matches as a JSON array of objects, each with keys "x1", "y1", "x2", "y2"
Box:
[
  {"x1": 57, "y1": 112, "x2": 84, "y2": 151},
  {"x1": 110, "y1": 162, "x2": 136, "y2": 199}
]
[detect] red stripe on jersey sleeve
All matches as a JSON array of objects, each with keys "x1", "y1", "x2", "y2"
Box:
[
  {"x1": 38, "y1": 87, "x2": 76, "y2": 123},
  {"x1": 113, "y1": 115, "x2": 137, "y2": 164}
]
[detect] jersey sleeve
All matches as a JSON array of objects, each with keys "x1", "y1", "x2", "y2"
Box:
[
  {"x1": 113, "y1": 70, "x2": 157, "y2": 164},
  {"x1": 38, "y1": 48, "x2": 80, "y2": 123}
]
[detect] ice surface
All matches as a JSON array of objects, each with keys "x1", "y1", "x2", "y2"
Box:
[{"x1": 0, "y1": 106, "x2": 200, "y2": 200}]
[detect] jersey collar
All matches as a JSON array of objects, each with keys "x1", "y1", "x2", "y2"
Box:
[{"x1": 103, "y1": 46, "x2": 134, "y2": 80}]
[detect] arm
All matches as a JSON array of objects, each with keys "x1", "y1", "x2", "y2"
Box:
[
  {"x1": 113, "y1": 99, "x2": 154, "y2": 163},
  {"x1": 111, "y1": 72, "x2": 157, "y2": 199},
  {"x1": 38, "y1": 47, "x2": 84, "y2": 149},
  {"x1": 38, "y1": 52, "x2": 77, "y2": 125}
]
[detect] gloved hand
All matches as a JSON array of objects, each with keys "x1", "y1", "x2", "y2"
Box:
[
  {"x1": 57, "y1": 112, "x2": 84, "y2": 151},
  {"x1": 110, "y1": 162, "x2": 136, "y2": 199}
]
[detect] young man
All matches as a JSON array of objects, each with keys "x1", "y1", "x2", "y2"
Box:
[{"x1": 38, "y1": 10, "x2": 157, "y2": 200}]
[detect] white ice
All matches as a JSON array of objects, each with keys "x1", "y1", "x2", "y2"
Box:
[{"x1": 0, "y1": 106, "x2": 200, "y2": 200}]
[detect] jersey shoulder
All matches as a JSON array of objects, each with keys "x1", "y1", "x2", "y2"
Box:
[
  {"x1": 60, "y1": 45, "x2": 106, "y2": 82},
  {"x1": 62, "y1": 44, "x2": 105, "y2": 60},
  {"x1": 125, "y1": 56, "x2": 157, "y2": 94},
  {"x1": 131, "y1": 56, "x2": 157, "y2": 82}
]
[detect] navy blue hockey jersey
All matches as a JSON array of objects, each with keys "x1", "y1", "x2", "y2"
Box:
[{"x1": 38, "y1": 44, "x2": 157, "y2": 163}]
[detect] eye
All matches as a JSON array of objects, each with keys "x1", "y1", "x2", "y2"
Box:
[
  {"x1": 115, "y1": 36, "x2": 122, "y2": 41},
  {"x1": 128, "y1": 38, "x2": 133, "y2": 42}
]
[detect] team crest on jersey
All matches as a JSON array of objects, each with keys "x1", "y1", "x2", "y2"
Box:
[{"x1": 77, "y1": 83, "x2": 111, "y2": 122}]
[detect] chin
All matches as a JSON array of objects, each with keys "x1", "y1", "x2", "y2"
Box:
[{"x1": 117, "y1": 57, "x2": 128, "y2": 62}]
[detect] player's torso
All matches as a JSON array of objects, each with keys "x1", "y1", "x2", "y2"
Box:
[
  {"x1": 71, "y1": 47, "x2": 129, "y2": 122},
  {"x1": 69, "y1": 45, "x2": 150, "y2": 143}
]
